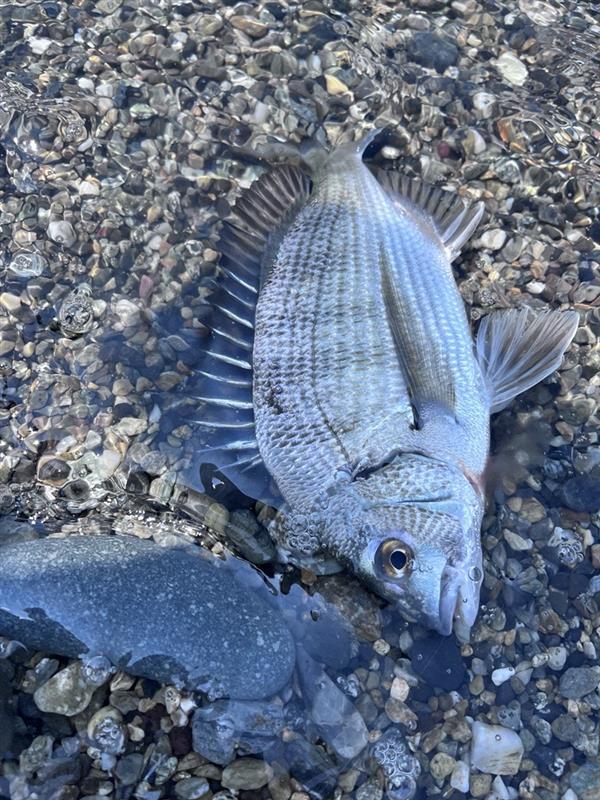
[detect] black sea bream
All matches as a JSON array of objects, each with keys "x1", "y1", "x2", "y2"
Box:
[{"x1": 191, "y1": 131, "x2": 578, "y2": 636}]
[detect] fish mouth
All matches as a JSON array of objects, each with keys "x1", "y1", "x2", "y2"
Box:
[
  {"x1": 437, "y1": 565, "x2": 481, "y2": 639},
  {"x1": 437, "y1": 569, "x2": 461, "y2": 636}
]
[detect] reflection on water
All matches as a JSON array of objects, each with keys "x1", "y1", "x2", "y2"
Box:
[{"x1": 0, "y1": 0, "x2": 599, "y2": 797}]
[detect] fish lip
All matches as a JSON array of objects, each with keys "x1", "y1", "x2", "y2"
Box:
[{"x1": 436, "y1": 570, "x2": 460, "y2": 636}]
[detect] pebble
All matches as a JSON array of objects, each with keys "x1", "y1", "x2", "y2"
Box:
[
  {"x1": 430, "y1": 752, "x2": 456, "y2": 781},
  {"x1": 480, "y1": 229, "x2": 507, "y2": 251},
  {"x1": 174, "y1": 777, "x2": 212, "y2": 800},
  {"x1": 495, "y1": 52, "x2": 528, "y2": 85},
  {"x1": 47, "y1": 220, "x2": 76, "y2": 247},
  {"x1": 0, "y1": 535, "x2": 295, "y2": 700},
  {"x1": 470, "y1": 722, "x2": 524, "y2": 775},
  {"x1": 221, "y1": 758, "x2": 273, "y2": 790},
  {"x1": 192, "y1": 699, "x2": 284, "y2": 765},
  {"x1": 450, "y1": 761, "x2": 470, "y2": 792},
  {"x1": 325, "y1": 74, "x2": 350, "y2": 96},
  {"x1": 570, "y1": 762, "x2": 600, "y2": 800},
  {"x1": 473, "y1": 91, "x2": 497, "y2": 118},
  {"x1": 296, "y1": 649, "x2": 368, "y2": 759},
  {"x1": 8, "y1": 251, "x2": 46, "y2": 278},
  {"x1": 492, "y1": 667, "x2": 516, "y2": 686},
  {"x1": 559, "y1": 667, "x2": 600, "y2": 699},
  {"x1": 0, "y1": 293, "x2": 21, "y2": 314},
  {"x1": 33, "y1": 661, "x2": 97, "y2": 716},
  {"x1": 560, "y1": 475, "x2": 600, "y2": 513},
  {"x1": 406, "y1": 32, "x2": 459, "y2": 73}
]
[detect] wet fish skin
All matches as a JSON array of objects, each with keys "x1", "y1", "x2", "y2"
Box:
[
  {"x1": 206, "y1": 132, "x2": 578, "y2": 636},
  {"x1": 254, "y1": 139, "x2": 487, "y2": 634}
]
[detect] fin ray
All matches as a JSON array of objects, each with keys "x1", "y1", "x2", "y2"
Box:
[
  {"x1": 178, "y1": 163, "x2": 310, "y2": 502},
  {"x1": 476, "y1": 308, "x2": 579, "y2": 413},
  {"x1": 373, "y1": 170, "x2": 484, "y2": 261}
]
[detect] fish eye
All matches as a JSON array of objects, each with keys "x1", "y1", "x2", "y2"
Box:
[{"x1": 376, "y1": 538, "x2": 414, "y2": 578}]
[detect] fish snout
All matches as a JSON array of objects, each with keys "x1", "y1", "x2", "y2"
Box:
[{"x1": 437, "y1": 563, "x2": 483, "y2": 638}]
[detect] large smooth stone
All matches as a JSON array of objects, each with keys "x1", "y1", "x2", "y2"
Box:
[{"x1": 0, "y1": 535, "x2": 295, "y2": 700}]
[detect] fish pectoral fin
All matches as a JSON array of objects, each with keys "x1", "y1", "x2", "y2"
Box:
[
  {"x1": 371, "y1": 170, "x2": 485, "y2": 262},
  {"x1": 476, "y1": 307, "x2": 579, "y2": 414},
  {"x1": 380, "y1": 255, "x2": 456, "y2": 427}
]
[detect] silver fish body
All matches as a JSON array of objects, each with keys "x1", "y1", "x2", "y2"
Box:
[
  {"x1": 199, "y1": 132, "x2": 578, "y2": 636},
  {"x1": 251, "y1": 142, "x2": 486, "y2": 633}
]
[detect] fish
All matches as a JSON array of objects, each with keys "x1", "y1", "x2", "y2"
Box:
[{"x1": 187, "y1": 129, "x2": 578, "y2": 637}]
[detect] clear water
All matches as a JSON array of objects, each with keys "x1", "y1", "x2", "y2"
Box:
[{"x1": 0, "y1": 0, "x2": 599, "y2": 798}]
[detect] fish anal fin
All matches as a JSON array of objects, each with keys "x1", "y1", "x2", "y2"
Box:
[
  {"x1": 476, "y1": 307, "x2": 579, "y2": 414},
  {"x1": 372, "y1": 169, "x2": 484, "y2": 261}
]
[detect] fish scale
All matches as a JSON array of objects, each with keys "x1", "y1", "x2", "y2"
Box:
[
  {"x1": 197, "y1": 132, "x2": 578, "y2": 636},
  {"x1": 253, "y1": 155, "x2": 488, "y2": 508},
  {"x1": 254, "y1": 168, "x2": 415, "y2": 506}
]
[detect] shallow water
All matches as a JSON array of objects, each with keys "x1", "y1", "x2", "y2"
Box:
[{"x1": 0, "y1": 0, "x2": 599, "y2": 798}]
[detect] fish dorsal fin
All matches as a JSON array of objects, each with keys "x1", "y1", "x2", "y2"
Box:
[
  {"x1": 476, "y1": 307, "x2": 579, "y2": 414},
  {"x1": 182, "y1": 164, "x2": 311, "y2": 504},
  {"x1": 373, "y1": 170, "x2": 485, "y2": 261}
]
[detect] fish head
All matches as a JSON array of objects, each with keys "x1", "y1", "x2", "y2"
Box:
[
  {"x1": 326, "y1": 459, "x2": 485, "y2": 637},
  {"x1": 355, "y1": 505, "x2": 483, "y2": 637}
]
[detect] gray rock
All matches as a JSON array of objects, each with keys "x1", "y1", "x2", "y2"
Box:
[
  {"x1": 559, "y1": 667, "x2": 600, "y2": 699},
  {"x1": 192, "y1": 699, "x2": 285, "y2": 765},
  {"x1": 34, "y1": 661, "x2": 98, "y2": 716},
  {"x1": 221, "y1": 757, "x2": 273, "y2": 790},
  {"x1": 570, "y1": 762, "x2": 600, "y2": 800},
  {"x1": 296, "y1": 648, "x2": 368, "y2": 760},
  {"x1": 174, "y1": 777, "x2": 211, "y2": 800},
  {"x1": 0, "y1": 535, "x2": 295, "y2": 700}
]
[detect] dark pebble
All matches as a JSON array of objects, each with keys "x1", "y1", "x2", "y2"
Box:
[
  {"x1": 560, "y1": 474, "x2": 600, "y2": 512},
  {"x1": 406, "y1": 32, "x2": 459, "y2": 73}
]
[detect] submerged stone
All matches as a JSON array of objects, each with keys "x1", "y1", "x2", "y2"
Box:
[
  {"x1": 0, "y1": 535, "x2": 295, "y2": 700},
  {"x1": 192, "y1": 699, "x2": 285, "y2": 765}
]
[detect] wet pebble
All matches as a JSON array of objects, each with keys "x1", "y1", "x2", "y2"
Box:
[
  {"x1": 33, "y1": 661, "x2": 98, "y2": 716},
  {"x1": 174, "y1": 777, "x2": 212, "y2": 800},
  {"x1": 8, "y1": 251, "x2": 47, "y2": 278},
  {"x1": 470, "y1": 722, "x2": 524, "y2": 776},
  {"x1": 406, "y1": 32, "x2": 458, "y2": 73},
  {"x1": 221, "y1": 758, "x2": 273, "y2": 790},
  {"x1": 560, "y1": 474, "x2": 600, "y2": 512},
  {"x1": 559, "y1": 666, "x2": 600, "y2": 699},
  {"x1": 570, "y1": 762, "x2": 600, "y2": 800},
  {"x1": 47, "y1": 220, "x2": 76, "y2": 248}
]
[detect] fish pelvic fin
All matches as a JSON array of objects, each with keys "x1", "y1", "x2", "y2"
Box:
[
  {"x1": 476, "y1": 307, "x2": 579, "y2": 414},
  {"x1": 372, "y1": 170, "x2": 485, "y2": 261},
  {"x1": 380, "y1": 252, "x2": 456, "y2": 427}
]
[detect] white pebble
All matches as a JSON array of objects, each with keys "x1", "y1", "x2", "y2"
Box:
[
  {"x1": 495, "y1": 52, "x2": 528, "y2": 86},
  {"x1": 491, "y1": 666, "x2": 515, "y2": 686},
  {"x1": 28, "y1": 37, "x2": 53, "y2": 55},
  {"x1": 471, "y1": 722, "x2": 524, "y2": 775},
  {"x1": 450, "y1": 760, "x2": 470, "y2": 793},
  {"x1": 480, "y1": 229, "x2": 507, "y2": 251},
  {"x1": 48, "y1": 220, "x2": 76, "y2": 248}
]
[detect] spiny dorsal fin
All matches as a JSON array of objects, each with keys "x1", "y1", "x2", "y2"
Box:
[
  {"x1": 184, "y1": 164, "x2": 311, "y2": 504},
  {"x1": 373, "y1": 170, "x2": 485, "y2": 261},
  {"x1": 476, "y1": 307, "x2": 579, "y2": 414}
]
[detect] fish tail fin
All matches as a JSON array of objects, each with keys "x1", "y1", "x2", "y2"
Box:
[{"x1": 476, "y1": 307, "x2": 579, "y2": 413}]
